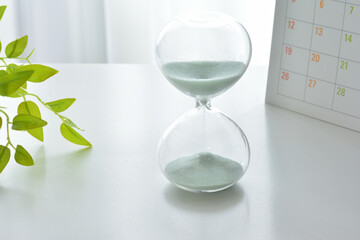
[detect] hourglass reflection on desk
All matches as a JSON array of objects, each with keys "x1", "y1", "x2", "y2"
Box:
[{"x1": 156, "y1": 12, "x2": 252, "y2": 192}]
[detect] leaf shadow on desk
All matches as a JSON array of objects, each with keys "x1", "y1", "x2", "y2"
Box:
[
  {"x1": 20, "y1": 147, "x2": 92, "y2": 190},
  {"x1": 61, "y1": 147, "x2": 93, "y2": 165},
  {"x1": 0, "y1": 186, "x2": 35, "y2": 212},
  {"x1": 55, "y1": 147, "x2": 93, "y2": 187},
  {"x1": 24, "y1": 146, "x2": 46, "y2": 181},
  {"x1": 163, "y1": 183, "x2": 246, "y2": 213},
  {"x1": 23, "y1": 146, "x2": 92, "y2": 180}
]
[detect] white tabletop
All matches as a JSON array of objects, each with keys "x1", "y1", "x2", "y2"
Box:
[{"x1": 1, "y1": 64, "x2": 360, "y2": 240}]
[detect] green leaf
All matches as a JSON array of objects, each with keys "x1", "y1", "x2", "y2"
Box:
[
  {"x1": 0, "y1": 116, "x2": 2, "y2": 129},
  {"x1": 12, "y1": 114, "x2": 47, "y2": 130},
  {"x1": 17, "y1": 64, "x2": 58, "y2": 83},
  {"x1": 18, "y1": 101, "x2": 44, "y2": 141},
  {"x1": 61, "y1": 116, "x2": 84, "y2": 131},
  {"x1": 15, "y1": 145, "x2": 34, "y2": 166},
  {"x1": 0, "y1": 145, "x2": 10, "y2": 174},
  {"x1": 0, "y1": 70, "x2": 33, "y2": 96},
  {"x1": 60, "y1": 123, "x2": 91, "y2": 147},
  {"x1": 0, "y1": 70, "x2": 7, "y2": 77},
  {"x1": 0, "y1": 40, "x2": 2, "y2": 53},
  {"x1": 46, "y1": 98, "x2": 75, "y2": 113},
  {"x1": 26, "y1": 48, "x2": 35, "y2": 59},
  {"x1": 5, "y1": 35, "x2": 28, "y2": 58},
  {"x1": 6, "y1": 63, "x2": 18, "y2": 73},
  {"x1": 8, "y1": 87, "x2": 27, "y2": 98},
  {"x1": 0, "y1": 6, "x2": 6, "y2": 21}
]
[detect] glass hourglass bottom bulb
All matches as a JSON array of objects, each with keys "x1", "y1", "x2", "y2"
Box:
[{"x1": 158, "y1": 106, "x2": 250, "y2": 193}]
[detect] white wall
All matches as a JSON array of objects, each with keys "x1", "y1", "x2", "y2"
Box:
[
  {"x1": 104, "y1": 0, "x2": 152, "y2": 64},
  {"x1": 0, "y1": 0, "x2": 18, "y2": 53},
  {"x1": 105, "y1": 0, "x2": 276, "y2": 65},
  {"x1": 15, "y1": 0, "x2": 107, "y2": 63},
  {"x1": 3, "y1": 0, "x2": 275, "y2": 65}
]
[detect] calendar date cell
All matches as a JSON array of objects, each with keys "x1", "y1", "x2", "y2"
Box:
[
  {"x1": 305, "y1": 78, "x2": 335, "y2": 108},
  {"x1": 281, "y1": 45, "x2": 310, "y2": 74},
  {"x1": 333, "y1": 86, "x2": 360, "y2": 118},
  {"x1": 343, "y1": 4, "x2": 360, "y2": 34},
  {"x1": 311, "y1": 26, "x2": 342, "y2": 56},
  {"x1": 308, "y1": 52, "x2": 338, "y2": 83},
  {"x1": 278, "y1": 70, "x2": 306, "y2": 100},
  {"x1": 340, "y1": 32, "x2": 360, "y2": 62},
  {"x1": 314, "y1": 0, "x2": 346, "y2": 30},
  {"x1": 284, "y1": 19, "x2": 313, "y2": 49},
  {"x1": 286, "y1": 0, "x2": 316, "y2": 22}
]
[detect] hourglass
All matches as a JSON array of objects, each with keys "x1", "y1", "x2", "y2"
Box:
[{"x1": 156, "y1": 12, "x2": 251, "y2": 193}]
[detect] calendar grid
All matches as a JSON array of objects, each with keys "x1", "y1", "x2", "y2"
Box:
[
  {"x1": 281, "y1": 68, "x2": 360, "y2": 94},
  {"x1": 277, "y1": 0, "x2": 360, "y2": 120},
  {"x1": 303, "y1": 0, "x2": 319, "y2": 101},
  {"x1": 276, "y1": 0, "x2": 290, "y2": 95},
  {"x1": 278, "y1": 91, "x2": 360, "y2": 120},
  {"x1": 278, "y1": 92, "x2": 332, "y2": 110},
  {"x1": 331, "y1": 0, "x2": 348, "y2": 109},
  {"x1": 286, "y1": 17, "x2": 360, "y2": 36},
  {"x1": 283, "y1": 42, "x2": 360, "y2": 65},
  {"x1": 268, "y1": 0, "x2": 360, "y2": 132},
  {"x1": 332, "y1": 0, "x2": 360, "y2": 7}
]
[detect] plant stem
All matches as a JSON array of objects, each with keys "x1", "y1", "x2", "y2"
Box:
[
  {"x1": 1, "y1": 59, "x2": 7, "y2": 66},
  {"x1": 25, "y1": 91, "x2": 64, "y2": 119},
  {"x1": 21, "y1": 95, "x2": 32, "y2": 114},
  {"x1": 0, "y1": 56, "x2": 32, "y2": 65},
  {"x1": 27, "y1": 49, "x2": 35, "y2": 60},
  {"x1": 25, "y1": 90, "x2": 83, "y2": 131},
  {"x1": 0, "y1": 109, "x2": 16, "y2": 150}
]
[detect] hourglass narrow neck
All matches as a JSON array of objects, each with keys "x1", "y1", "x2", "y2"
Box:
[{"x1": 195, "y1": 97, "x2": 211, "y2": 110}]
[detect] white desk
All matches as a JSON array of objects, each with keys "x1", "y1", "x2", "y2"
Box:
[{"x1": 0, "y1": 64, "x2": 360, "y2": 240}]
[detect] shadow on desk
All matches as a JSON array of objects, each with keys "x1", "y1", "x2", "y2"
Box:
[{"x1": 163, "y1": 183, "x2": 246, "y2": 213}]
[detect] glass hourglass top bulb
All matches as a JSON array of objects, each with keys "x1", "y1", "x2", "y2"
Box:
[{"x1": 155, "y1": 11, "x2": 251, "y2": 103}]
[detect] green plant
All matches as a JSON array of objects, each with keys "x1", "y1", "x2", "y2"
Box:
[{"x1": 0, "y1": 5, "x2": 91, "y2": 174}]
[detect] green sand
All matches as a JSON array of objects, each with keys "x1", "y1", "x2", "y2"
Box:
[
  {"x1": 164, "y1": 152, "x2": 243, "y2": 191},
  {"x1": 161, "y1": 61, "x2": 246, "y2": 97}
]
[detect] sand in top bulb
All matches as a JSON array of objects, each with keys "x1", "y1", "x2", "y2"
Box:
[{"x1": 161, "y1": 60, "x2": 246, "y2": 98}]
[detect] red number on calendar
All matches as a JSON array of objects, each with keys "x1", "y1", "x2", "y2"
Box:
[
  {"x1": 308, "y1": 79, "x2": 317, "y2": 88},
  {"x1": 316, "y1": 27, "x2": 323, "y2": 36},
  {"x1": 292, "y1": 0, "x2": 296, "y2": 2},
  {"x1": 285, "y1": 46, "x2": 292, "y2": 55},
  {"x1": 288, "y1": 20, "x2": 295, "y2": 30},
  {"x1": 312, "y1": 53, "x2": 320, "y2": 62},
  {"x1": 320, "y1": 0, "x2": 324, "y2": 8},
  {"x1": 281, "y1": 71, "x2": 289, "y2": 80}
]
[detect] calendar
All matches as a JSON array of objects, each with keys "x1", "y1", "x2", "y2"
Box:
[{"x1": 266, "y1": 0, "x2": 360, "y2": 132}]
